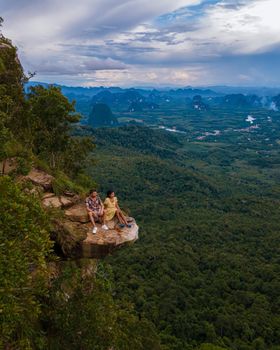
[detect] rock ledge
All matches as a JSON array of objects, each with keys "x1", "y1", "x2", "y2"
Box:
[
  {"x1": 80, "y1": 219, "x2": 139, "y2": 258},
  {"x1": 19, "y1": 167, "x2": 139, "y2": 259}
]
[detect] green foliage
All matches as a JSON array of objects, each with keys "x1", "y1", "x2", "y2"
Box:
[
  {"x1": 75, "y1": 172, "x2": 98, "y2": 191},
  {"x1": 52, "y1": 170, "x2": 97, "y2": 196},
  {"x1": 32, "y1": 157, "x2": 52, "y2": 174},
  {"x1": 27, "y1": 85, "x2": 79, "y2": 167},
  {"x1": 0, "y1": 177, "x2": 53, "y2": 349},
  {"x1": 44, "y1": 261, "x2": 161, "y2": 350},
  {"x1": 0, "y1": 175, "x2": 158, "y2": 350},
  {"x1": 61, "y1": 134, "x2": 95, "y2": 177},
  {"x1": 0, "y1": 34, "x2": 94, "y2": 178},
  {"x1": 195, "y1": 344, "x2": 228, "y2": 350},
  {"x1": 89, "y1": 124, "x2": 181, "y2": 159},
  {"x1": 24, "y1": 85, "x2": 95, "y2": 175},
  {"x1": 0, "y1": 120, "x2": 13, "y2": 162},
  {"x1": 87, "y1": 125, "x2": 280, "y2": 350},
  {"x1": 52, "y1": 171, "x2": 85, "y2": 195},
  {"x1": 0, "y1": 34, "x2": 26, "y2": 164}
]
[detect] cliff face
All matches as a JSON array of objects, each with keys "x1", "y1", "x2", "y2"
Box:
[
  {"x1": 0, "y1": 35, "x2": 25, "y2": 101},
  {"x1": 17, "y1": 167, "x2": 139, "y2": 259},
  {"x1": 0, "y1": 34, "x2": 144, "y2": 349}
]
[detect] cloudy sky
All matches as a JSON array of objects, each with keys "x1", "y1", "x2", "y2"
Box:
[{"x1": 1, "y1": 0, "x2": 279, "y2": 87}]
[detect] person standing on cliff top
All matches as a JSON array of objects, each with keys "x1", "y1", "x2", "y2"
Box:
[{"x1": 85, "y1": 189, "x2": 109, "y2": 234}]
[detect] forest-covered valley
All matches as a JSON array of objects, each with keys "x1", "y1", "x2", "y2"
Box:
[{"x1": 81, "y1": 120, "x2": 280, "y2": 350}]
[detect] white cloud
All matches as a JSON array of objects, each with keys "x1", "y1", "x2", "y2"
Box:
[
  {"x1": 116, "y1": 0, "x2": 280, "y2": 61},
  {"x1": 201, "y1": 0, "x2": 280, "y2": 54},
  {"x1": 1, "y1": 0, "x2": 200, "y2": 42},
  {"x1": 1, "y1": 0, "x2": 279, "y2": 86},
  {"x1": 0, "y1": 0, "x2": 201, "y2": 76},
  {"x1": 81, "y1": 66, "x2": 202, "y2": 87}
]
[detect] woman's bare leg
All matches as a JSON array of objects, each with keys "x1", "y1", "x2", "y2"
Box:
[
  {"x1": 116, "y1": 210, "x2": 126, "y2": 224},
  {"x1": 116, "y1": 210, "x2": 128, "y2": 225},
  {"x1": 119, "y1": 211, "x2": 129, "y2": 225}
]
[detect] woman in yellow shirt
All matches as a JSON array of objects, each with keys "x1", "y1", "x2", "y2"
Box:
[{"x1": 104, "y1": 190, "x2": 131, "y2": 228}]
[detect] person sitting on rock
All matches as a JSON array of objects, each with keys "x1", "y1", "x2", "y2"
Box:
[
  {"x1": 85, "y1": 189, "x2": 109, "y2": 234},
  {"x1": 104, "y1": 190, "x2": 131, "y2": 228}
]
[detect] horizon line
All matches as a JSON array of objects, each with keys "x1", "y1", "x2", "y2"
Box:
[{"x1": 27, "y1": 80, "x2": 280, "y2": 91}]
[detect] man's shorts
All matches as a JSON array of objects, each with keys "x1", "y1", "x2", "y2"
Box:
[{"x1": 90, "y1": 208, "x2": 103, "y2": 217}]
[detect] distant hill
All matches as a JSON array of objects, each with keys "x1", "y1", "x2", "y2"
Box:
[
  {"x1": 91, "y1": 89, "x2": 143, "y2": 108},
  {"x1": 271, "y1": 94, "x2": 280, "y2": 111},
  {"x1": 25, "y1": 81, "x2": 123, "y2": 97},
  {"x1": 25, "y1": 82, "x2": 280, "y2": 118},
  {"x1": 26, "y1": 82, "x2": 280, "y2": 98},
  {"x1": 91, "y1": 89, "x2": 159, "y2": 112},
  {"x1": 205, "y1": 85, "x2": 280, "y2": 97},
  {"x1": 191, "y1": 95, "x2": 209, "y2": 111},
  {"x1": 222, "y1": 94, "x2": 252, "y2": 108},
  {"x1": 25, "y1": 81, "x2": 221, "y2": 101},
  {"x1": 88, "y1": 103, "x2": 118, "y2": 127},
  {"x1": 170, "y1": 87, "x2": 222, "y2": 98}
]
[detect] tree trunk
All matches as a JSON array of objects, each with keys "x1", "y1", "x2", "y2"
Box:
[{"x1": 2, "y1": 158, "x2": 7, "y2": 175}]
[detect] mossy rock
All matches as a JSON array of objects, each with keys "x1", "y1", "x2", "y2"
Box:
[{"x1": 53, "y1": 219, "x2": 88, "y2": 256}]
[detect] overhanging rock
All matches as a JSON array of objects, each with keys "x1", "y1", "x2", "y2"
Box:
[
  {"x1": 19, "y1": 167, "x2": 139, "y2": 259},
  {"x1": 78, "y1": 219, "x2": 139, "y2": 259}
]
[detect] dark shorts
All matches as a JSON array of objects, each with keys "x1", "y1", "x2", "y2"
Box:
[{"x1": 89, "y1": 208, "x2": 103, "y2": 217}]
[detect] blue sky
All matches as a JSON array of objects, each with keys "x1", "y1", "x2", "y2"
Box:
[{"x1": 1, "y1": 0, "x2": 279, "y2": 87}]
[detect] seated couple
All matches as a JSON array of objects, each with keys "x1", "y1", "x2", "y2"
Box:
[{"x1": 85, "y1": 189, "x2": 131, "y2": 234}]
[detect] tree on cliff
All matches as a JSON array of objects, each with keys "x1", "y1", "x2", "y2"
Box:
[
  {"x1": 0, "y1": 27, "x2": 26, "y2": 172},
  {"x1": 88, "y1": 103, "x2": 118, "y2": 127},
  {"x1": 0, "y1": 33, "x2": 94, "y2": 176},
  {"x1": 27, "y1": 85, "x2": 94, "y2": 173},
  {"x1": 0, "y1": 177, "x2": 53, "y2": 349}
]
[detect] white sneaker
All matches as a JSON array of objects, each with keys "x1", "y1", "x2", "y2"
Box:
[
  {"x1": 102, "y1": 224, "x2": 109, "y2": 230},
  {"x1": 92, "y1": 227, "x2": 97, "y2": 234}
]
